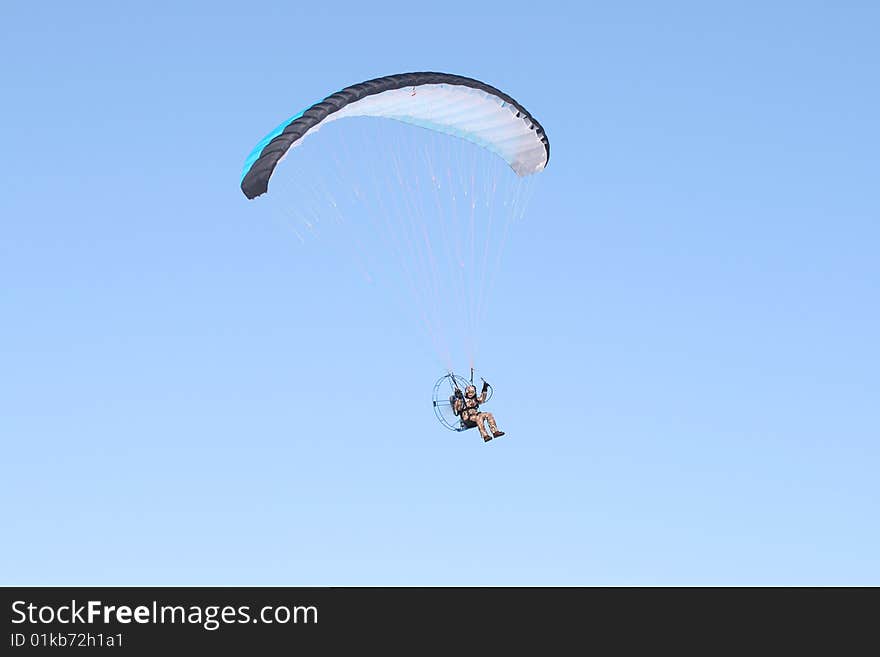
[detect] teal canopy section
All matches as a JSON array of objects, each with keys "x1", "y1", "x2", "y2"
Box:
[{"x1": 240, "y1": 110, "x2": 304, "y2": 183}]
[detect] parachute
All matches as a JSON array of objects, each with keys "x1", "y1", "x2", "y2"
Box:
[
  {"x1": 240, "y1": 71, "x2": 548, "y2": 375},
  {"x1": 241, "y1": 72, "x2": 549, "y2": 199}
]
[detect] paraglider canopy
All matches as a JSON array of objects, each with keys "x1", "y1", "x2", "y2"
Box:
[{"x1": 241, "y1": 71, "x2": 549, "y2": 199}]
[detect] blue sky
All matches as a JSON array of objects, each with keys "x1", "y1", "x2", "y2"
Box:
[{"x1": 2, "y1": 1, "x2": 878, "y2": 584}]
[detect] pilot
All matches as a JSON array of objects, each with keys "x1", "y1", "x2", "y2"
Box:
[{"x1": 453, "y1": 381, "x2": 504, "y2": 442}]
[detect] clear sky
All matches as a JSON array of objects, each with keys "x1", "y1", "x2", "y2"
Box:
[{"x1": 2, "y1": 1, "x2": 878, "y2": 584}]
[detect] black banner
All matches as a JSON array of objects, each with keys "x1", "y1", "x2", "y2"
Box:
[{"x1": 0, "y1": 586, "x2": 867, "y2": 652}]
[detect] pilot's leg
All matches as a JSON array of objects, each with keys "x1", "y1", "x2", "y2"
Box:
[
  {"x1": 474, "y1": 413, "x2": 491, "y2": 441},
  {"x1": 485, "y1": 412, "x2": 504, "y2": 438}
]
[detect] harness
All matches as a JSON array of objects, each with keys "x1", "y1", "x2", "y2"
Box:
[{"x1": 456, "y1": 396, "x2": 480, "y2": 418}]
